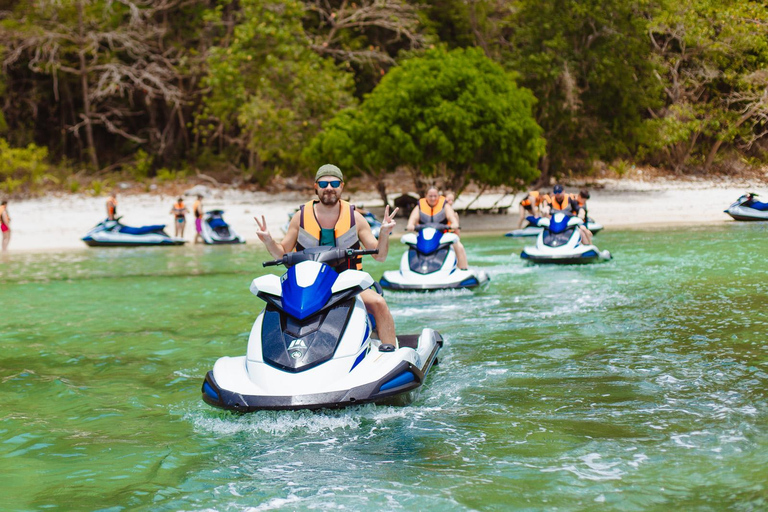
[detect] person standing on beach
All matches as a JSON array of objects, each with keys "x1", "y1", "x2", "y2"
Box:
[
  {"x1": 170, "y1": 197, "x2": 189, "y2": 238},
  {"x1": 1, "y1": 200, "x2": 11, "y2": 251},
  {"x1": 106, "y1": 193, "x2": 118, "y2": 221},
  {"x1": 192, "y1": 194, "x2": 204, "y2": 244},
  {"x1": 254, "y1": 164, "x2": 401, "y2": 347}
]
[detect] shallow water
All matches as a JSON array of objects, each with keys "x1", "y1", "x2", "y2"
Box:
[{"x1": 1, "y1": 224, "x2": 767, "y2": 511}]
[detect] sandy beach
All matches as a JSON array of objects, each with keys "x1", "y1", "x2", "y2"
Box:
[{"x1": 1, "y1": 175, "x2": 766, "y2": 253}]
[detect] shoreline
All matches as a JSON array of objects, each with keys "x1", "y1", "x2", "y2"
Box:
[{"x1": 0, "y1": 176, "x2": 765, "y2": 254}]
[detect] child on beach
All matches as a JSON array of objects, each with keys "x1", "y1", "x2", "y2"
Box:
[{"x1": 170, "y1": 198, "x2": 189, "y2": 238}]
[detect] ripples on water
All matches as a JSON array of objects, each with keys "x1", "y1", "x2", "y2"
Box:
[{"x1": 1, "y1": 225, "x2": 767, "y2": 510}]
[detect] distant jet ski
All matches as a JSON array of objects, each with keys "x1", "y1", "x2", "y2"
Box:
[
  {"x1": 201, "y1": 246, "x2": 443, "y2": 412},
  {"x1": 82, "y1": 218, "x2": 185, "y2": 247},
  {"x1": 506, "y1": 218, "x2": 603, "y2": 237},
  {"x1": 380, "y1": 224, "x2": 490, "y2": 291},
  {"x1": 520, "y1": 213, "x2": 611, "y2": 264},
  {"x1": 201, "y1": 210, "x2": 245, "y2": 244},
  {"x1": 725, "y1": 193, "x2": 768, "y2": 221}
]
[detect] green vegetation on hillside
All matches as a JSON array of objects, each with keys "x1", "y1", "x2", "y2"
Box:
[{"x1": 1, "y1": 0, "x2": 766, "y2": 195}]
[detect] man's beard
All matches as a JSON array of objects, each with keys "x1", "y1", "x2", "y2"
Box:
[{"x1": 318, "y1": 190, "x2": 339, "y2": 206}]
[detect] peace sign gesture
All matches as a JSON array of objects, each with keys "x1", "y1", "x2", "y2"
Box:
[
  {"x1": 254, "y1": 215, "x2": 272, "y2": 243},
  {"x1": 380, "y1": 205, "x2": 399, "y2": 236}
]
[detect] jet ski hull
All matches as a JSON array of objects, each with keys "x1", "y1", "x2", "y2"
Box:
[
  {"x1": 724, "y1": 206, "x2": 768, "y2": 221},
  {"x1": 82, "y1": 220, "x2": 186, "y2": 247},
  {"x1": 521, "y1": 248, "x2": 611, "y2": 264},
  {"x1": 202, "y1": 331, "x2": 443, "y2": 412},
  {"x1": 380, "y1": 269, "x2": 490, "y2": 291}
]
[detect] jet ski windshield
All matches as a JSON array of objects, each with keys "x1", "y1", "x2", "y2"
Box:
[{"x1": 543, "y1": 228, "x2": 575, "y2": 247}]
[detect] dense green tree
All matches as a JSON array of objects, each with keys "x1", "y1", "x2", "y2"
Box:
[
  {"x1": 643, "y1": 0, "x2": 768, "y2": 172},
  {"x1": 308, "y1": 47, "x2": 545, "y2": 199},
  {"x1": 197, "y1": 0, "x2": 355, "y2": 179},
  {"x1": 500, "y1": 0, "x2": 662, "y2": 179}
]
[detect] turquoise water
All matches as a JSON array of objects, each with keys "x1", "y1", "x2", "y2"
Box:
[{"x1": 1, "y1": 224, "x2": 767, "y2": 511}]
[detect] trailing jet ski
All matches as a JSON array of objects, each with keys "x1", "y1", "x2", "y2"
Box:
[
  {"x1": 82, "y1": 218, "x2": 185, "y2": 247},
  {"x1": 379, "y1": 224, "x2": 490, "y2": 291},
  {"x1": 201, "y1": 246, "x2": 443, "y2": 412},
  {"x1": 520, "y1": 213, "x2": 611, "y2": 264},
  {"x1": 506, "y1": 218, "x2": 603, "y2": 237},
  {"x1": 201, "y1": 209, "x2": 245, "y2": 244},
  {"x1": 725, "y1": 193, "x2": 768, "y2": 221}
]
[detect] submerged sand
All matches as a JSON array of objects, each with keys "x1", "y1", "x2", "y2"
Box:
[{"x1": 2, "y1": 176, "x2": 766, "y2": 253}]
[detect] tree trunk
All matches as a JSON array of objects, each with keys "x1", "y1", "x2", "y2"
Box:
[
  {"x1": 375, "y1": 176, "x2": 389, "y2": 208},
  {"x1": 78, "y1": 1, "x2": 99, "y2": 170}
]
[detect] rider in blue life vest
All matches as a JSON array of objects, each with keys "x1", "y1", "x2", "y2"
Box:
[
  {"x1": 254, "y1": 164, "x2": 400, "y2": 346},
  {"x1": 405, "y1": 186, "x2": 468, "y2": 270}
]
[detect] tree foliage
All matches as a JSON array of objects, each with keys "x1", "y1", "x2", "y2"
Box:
[{"x1": 308, "y1": 47, "x2": 545, "y2": 198}]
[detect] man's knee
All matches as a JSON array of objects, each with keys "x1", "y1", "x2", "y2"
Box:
[{"x1": 362, "y1": 290, "x2": 388, "y2": 314}]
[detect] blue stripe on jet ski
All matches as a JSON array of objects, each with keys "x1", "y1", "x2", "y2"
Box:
[
  {"x1": 379, "y1": 370, "x2": 415, "y2": 391},
  {"x1": 350, "y1": 349, "x2": 367, "y2": 372},
  {"x1": 581, "y1": 250, "x2": 598, "y2": 258},
  {"x1": 460, "y1": 277, "x2": 479, "y2": 287},
  {"x1": 203, "y1": 381, "x2": 220, "y2": 402}
]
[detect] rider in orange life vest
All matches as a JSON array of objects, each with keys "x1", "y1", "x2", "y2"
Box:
[
  {"x1": 405, "y1": 186, "x2": 469, "y2": 270},
  {"x1": 170, "y1": 197, "x2": 189, "y2": 238},
  {"x1": 543, "y1": 185, "x2": 593, "y2": 244},
  {"x1": 254, "y1": 164, "x2": 400, "y2": 346},
  {"x1": 106, "y1": 193, "x2": 118, "y2": 220},
  {"x1": 517, "y1": 189, "x2": 545, "y2": 229}
]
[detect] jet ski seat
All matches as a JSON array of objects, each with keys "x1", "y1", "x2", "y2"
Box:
[
  {"x1": 746, "y1": 200, "x2": 768, "y2": 211},
  {"x1": 119, "y1": 225, "x2": 165, "y2": 235},
  {"x1": 397, "y1": 334, "x2": 420, "y2": 349}
]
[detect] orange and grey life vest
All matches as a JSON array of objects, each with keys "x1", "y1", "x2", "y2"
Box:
[
  {"x1": 296, "y1": 199, "x2": 362, "y2": 271},
  {"x1": 520, "y1": 191, "x2": 543, "y2": 208},
  {"x1": 547, "y1": 194, "x2": 573, "y2": 213},
  {"x1": 172, "y1": 201, "x2": 186, "y2": 219},
  {"x1": 106, "y1": 198, "x2": 117, "y2": 218},
  {"x1": 418, "y1": 197, "x2": 449, "y2": 226},
  {"x1": 570, "y1": 193, "x2": 586, "y2": 209}
]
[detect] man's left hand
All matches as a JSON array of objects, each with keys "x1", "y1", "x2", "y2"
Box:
[{"x1": 381, "y1": 206, "x2": 399, "y2": 235}]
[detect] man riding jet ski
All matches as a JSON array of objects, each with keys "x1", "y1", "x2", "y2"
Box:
[
  {"x1": 82, "y1": 217, "x2": 185, "y2": 246},
  {"x1": 520, "y1": 212, "x2": 611, "y2": 264},
  {"x1": 725, "y1": 193, "x2": 768, "y2": 221},
  {"x1": 379, "y1": 223, "x2": 490, "y2": 290},
  {"x1": 201, "y1": 246, "x2": 444, "y2": 411},
  {"x1": 200, "y1": 210, "x2": 245, "y2": 244},
  {"x1": 381, "y1": 186, "x2": 489, "y2": 291}
]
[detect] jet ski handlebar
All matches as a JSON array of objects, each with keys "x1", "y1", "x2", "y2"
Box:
[
  {"x1": 263, "y1": 247, "x2": 379, "y2": 268},
  {"x1": 415, "y1": 223, "x2": 455, "y2": 232}
]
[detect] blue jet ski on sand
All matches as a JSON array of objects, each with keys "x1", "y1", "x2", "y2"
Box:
[
  {"x1": 521, "y1": 213, "x2": 611, "y2": 264},
  {"x1": 725, "y1": 193, "x2": 768, "y2": 221},
  {"x1": 82, "y1": 218, "x2": 185, "y2": 247},
  {"x1": 202, "y1": 246, "x2": 443, "y2": 412}
]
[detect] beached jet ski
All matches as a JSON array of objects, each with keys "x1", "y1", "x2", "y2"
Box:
[
  {"x1": 200, "y1": 209, "x2": 245, "y2": 244},
  {"x1": 506, "y1": 218, "x2": 603, "y2": 237},
  {"x1": 82, "y1": 218, "x2": 185, "y2": 247},
  {"x1": 201, "y1": 246, "x2": 443, "y2": 412},
  {"x1": 520, "y1": 213, "x2": 611, "y2": 264},
  {"x1": 379, "y1": 224, "x2": 490, "y2": 291},
  {"x1": 725, "y1": 193, "x2": 768, "y2": 221}
]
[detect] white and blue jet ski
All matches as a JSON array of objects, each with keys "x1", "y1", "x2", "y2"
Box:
[
  {"x1": 379, "y1": 224, "x2": 490, "y2": 291},
  {"x1": 725, "y1": 193, "x2": 768, "y2": 221},
  {"x1": 506, "y1": 218, "x2": 603, "y2": 237},
  {"x1": 82, "y1": 218, "x2": 185, "y2": 247},
  {"x1": 202, "y1": 246, "x2": 443, "y2": 412},
  {"x1": 520, "y1": 213, "x2": 611, "y2": 264},
  {"x1": 201, "y1": 209, "x2": 245, "y2": 244}
]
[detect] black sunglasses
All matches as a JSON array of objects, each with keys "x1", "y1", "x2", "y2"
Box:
[{"x1": 317, "y1": 180, "x2": 342, "y2": 189}]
